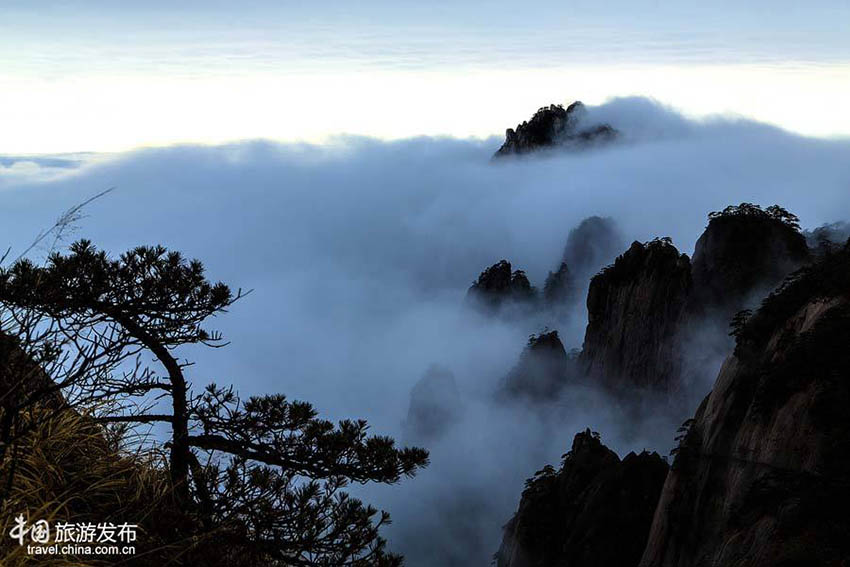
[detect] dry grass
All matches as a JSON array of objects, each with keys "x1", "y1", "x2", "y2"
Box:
[{"x1": 0, "y1": 406, "x2": 180, "y2": 566}]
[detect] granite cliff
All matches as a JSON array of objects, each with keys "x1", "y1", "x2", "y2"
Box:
[
  {"x1": 580, "y1": 238, "x2": 692, "y2": 392},
  {"x1": 640, "y1": 240, "x2": 850, "y2": 566}
]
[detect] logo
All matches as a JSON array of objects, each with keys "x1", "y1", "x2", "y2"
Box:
[{"x1": 9, "y1": 514, "x2": 137, "y2": 556}]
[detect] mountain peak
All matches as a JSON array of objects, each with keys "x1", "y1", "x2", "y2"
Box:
[{"x1": 494, "y1": 101, "x2": 617, "y2": 157}]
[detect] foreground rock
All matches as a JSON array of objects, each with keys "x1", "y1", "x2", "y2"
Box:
[
  {"x1": 640, "y1": 240, "x2": 850, "y2": 566},
  {"x1": 494, "y1": 102, "x2": 617, "y2": 157},
  {"x1": 496, "y1": 430, "x2": 669, "y2": 567}
]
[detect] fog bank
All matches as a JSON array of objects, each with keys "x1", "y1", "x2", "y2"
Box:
[{"x1": 1, "y1": 97, "x2": 848, "y2": 565}]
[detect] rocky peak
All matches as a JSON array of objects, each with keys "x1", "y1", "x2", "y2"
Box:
[
  {"x1": 467, "y1": 259, "x2": 537, "y2": 313},
  {"x1": 494, "y1": 101, "x2": 617, "y2": 157},
  {"x1": 691, "y1": 203, "x2": 810, "y2": 317},
  {"x1": 496, "y1": 430, "x2": 669, "y2": 567},
  {"x1": 566, "y1": 428, "x2": 617, "y2": 466},
  {"x1": 580, "y1": 238, "x2": 692, "y2": 392}
]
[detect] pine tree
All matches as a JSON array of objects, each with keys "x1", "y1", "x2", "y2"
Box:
[{"x1": 0, "y1": 240, "x2": 428, "y2": 565}]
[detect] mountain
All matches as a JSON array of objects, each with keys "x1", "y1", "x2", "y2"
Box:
[
  {"x1": 690, "y1": 203, "x2": 810, "y2": 320},
  {"x1": 467, "y1": 259, "x2": 537, "y2": 313},
  {"x1": 487, "y1": 205, "x2": 813, "y2": 399},
  {"x1": 579, "y1": 238, "x2": 692, "y2": 392},
  {"x1": 640, "y1": 240, "x2": 850, "y2": 566},
  {"x1": 494, "y1": 102, "x2": 617, "y2": 157},
  {"x1": 492, "y1": 204, "x2": 849, "y2": 566},
  {"x1": 578, "y1": 204, "x2": 812, "y2": 395},
  {"x1": 496, "y1": 430, "x2": 669, "y2": 567}
]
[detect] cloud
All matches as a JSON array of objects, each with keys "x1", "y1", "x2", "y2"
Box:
[
  {"x1": 0, "y1": 154, "x2": 94, "y2": 185},
  {"x1": 1, "y1": 97, "x2": 849, "y2": 565}
]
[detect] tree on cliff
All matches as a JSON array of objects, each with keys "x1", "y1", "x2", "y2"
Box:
[
  {"x1": 707, "y1": 202, "x2": 801, "y2": 232},
  {"x1": 0, "y1": 240, "x2": 428, "y2": 566}
]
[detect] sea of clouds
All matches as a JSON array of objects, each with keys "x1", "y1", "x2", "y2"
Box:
[{"x1": 1, "y1": 97, "x2": 848, "y2": 565}]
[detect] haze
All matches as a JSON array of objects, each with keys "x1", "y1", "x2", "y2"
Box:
[
  {"x1": 2, "y1": 97, "x2": 850, "y2": 564},
  {"x1": 3, "y1": 3, "x2": 850, "y2": 564}
]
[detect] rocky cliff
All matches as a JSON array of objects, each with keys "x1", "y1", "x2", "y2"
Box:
[
  {"x1": 691, "y1": 203, "x2": 810, "y2": 318},
  {"x1": 496, "y1": 430, "x2": 669, "y2": 567},
  {"x1": 494, "y1": 102, "x2": 617, "y2": 157},
  {"x1": 578, "y1": 205, "x2": 811, "y2": 395},
  {"x1": 491, "y1": 205, "x2": 846, "y2": 566},
  {"x1": 580, "y1": 238, "x2": 692, "y2": 392},
  {"x1": 640, "y1": 240, "x2": 850, "y2": 566}
]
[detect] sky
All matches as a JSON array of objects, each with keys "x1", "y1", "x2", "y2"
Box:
[{"x1": 2, "y1": 1, "x2": 850, "y2": 153}]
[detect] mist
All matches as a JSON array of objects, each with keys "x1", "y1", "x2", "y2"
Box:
[{"x1": 1, "y1": 97, "x2": 849, "y2": 565}]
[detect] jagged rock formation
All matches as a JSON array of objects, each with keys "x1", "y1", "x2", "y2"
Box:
[
  {"x1": 640, "y1": 241, "x2": 850, "y2": 566},
  {"x1": 402, "y1": 365, "x2": 462, "y2": 443},
  {"x1": 501, "y1": 331, "x2": 571, "y2": 400},
  {"x1": 691, "y1": 203, "x2": 810, "y2": 318},
  {"x1": 496, "y1": 430, "x2": 669, "y2": 567},
  {"x1": 580, "y1": 238, "x2": 692, "y2": 392},
  {"x1": 677, "y1": 203, "x2": 813, "y2": 395},
  {"x1": 492, "y1": 207, "x2": 848, "y2": 567},
  {"x1": 494, "y1": 102, "x2": 617, "y2": 157},
  {"x1": 467, "y1": 260, "x2": 537, "y2": 313},
  {"x1": 562, "y1": 216, "x2": 626, "y2": 278},
  {"x1": 576, "y1": 205, "x2": 812, "y2": 396}
]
